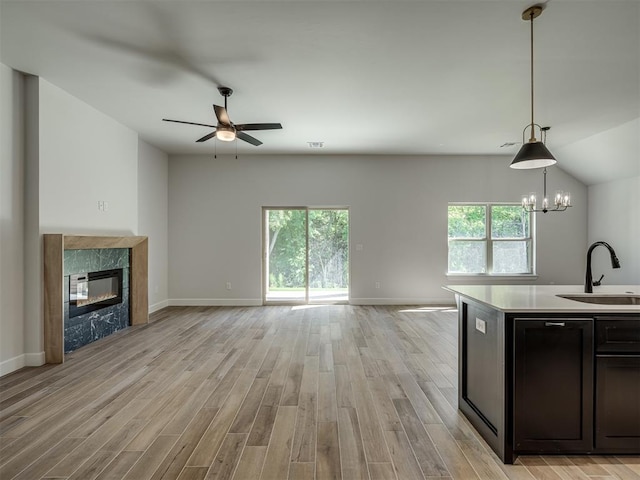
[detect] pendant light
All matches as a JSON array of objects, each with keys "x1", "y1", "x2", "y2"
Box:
[{"x1": 510, "y1": 5, "x2": 557, "y2": 170}]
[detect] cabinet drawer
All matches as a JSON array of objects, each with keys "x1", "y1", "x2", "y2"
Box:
[{"x1": 596, "y1": 318, "x2": 640, "y2": 353}]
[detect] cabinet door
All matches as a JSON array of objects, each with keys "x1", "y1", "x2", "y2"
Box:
[
  {"x1": 596, "y1": 356, "x2": 640, "y2": 451},
  {"x1": 514, "y1": 319, "x2": 593, "y2": 453}
]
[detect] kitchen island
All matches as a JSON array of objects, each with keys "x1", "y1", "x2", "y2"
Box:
[{"x1": 445, "y1": 284, "x2": 640, "y2": 464}]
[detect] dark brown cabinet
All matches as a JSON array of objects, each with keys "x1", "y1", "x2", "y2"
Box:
[
  {"x1": 514, "y1": 319, "x2": 594, "y2": 453},
  {"x1": 596, "y1": 356, "x2": 640, "y2": 450},
  {"x1": 595, "y1": 317, "x2": 640, "y2": 451},
  {"x1": 462, "y1": 303, "x2": 501, "y2": 434},
  {"x1": 455, "y1": 294, "x2": 640, "y2": 464}
]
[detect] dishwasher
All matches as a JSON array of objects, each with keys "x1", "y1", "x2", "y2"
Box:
[{"x1": 595, "y1": 316, "x2": 640, "y2": 451}]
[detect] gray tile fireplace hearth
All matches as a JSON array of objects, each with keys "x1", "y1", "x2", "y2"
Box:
[{"x1": 63, "y1": 248, "x2": 130, "y2": 353}]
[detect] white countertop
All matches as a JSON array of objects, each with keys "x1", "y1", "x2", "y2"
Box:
[{"x1": 444, "y1": 284, "x2": 640, "y2": 313}]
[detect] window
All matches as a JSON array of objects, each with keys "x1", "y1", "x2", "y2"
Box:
[{"x1": 448, "y1": 204, "x2": 533, "y2": 275}]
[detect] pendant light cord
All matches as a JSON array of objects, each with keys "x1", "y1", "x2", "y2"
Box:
[{"x1": 529, "y1": 10, "x2": 536, "y2": 142}]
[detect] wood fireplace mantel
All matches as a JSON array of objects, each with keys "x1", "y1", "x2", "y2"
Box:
[{"x1": 43, "y1": 234, "x2": 148, "y2": 364}]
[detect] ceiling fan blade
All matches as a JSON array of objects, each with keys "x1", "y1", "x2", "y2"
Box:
[
  {"x1": 236, "y1": 131, "x2": 263, "y2": 146},
  {"x1": 235, "y1": 123, "x2": 283, "y2": 132},
  {"x1": 213, "y1": 105, "x2": 231, "y2": 125},
  {"x1": 163, "y1": 118, "x2": 216, "y2": 128},
  {"x1": 196, "y1": 131, "x2": 217, "y2": 143}
]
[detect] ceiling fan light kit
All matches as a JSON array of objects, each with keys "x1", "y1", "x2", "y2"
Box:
[
  {"x1": 163, "y1": 86, "x2": 282, "y2": 147},
  {"x1": 216, "y1": 125, "x2": 236, "y2": 142},
  {"x1": 510, "y1": 4, "x2": 557, "y2": 170}
]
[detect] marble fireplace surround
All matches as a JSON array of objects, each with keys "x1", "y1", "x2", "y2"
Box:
[{"x1": 43, "y1": 234, "x2": 148, "y2": 364}]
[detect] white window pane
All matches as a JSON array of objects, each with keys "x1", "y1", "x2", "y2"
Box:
[
  {"x1": 448, "y1": 205, "x2": 486, "y2": 239},
  {"x1": 448, "y1": 241, "x2": 487, "y2": 273},
  {"x1": 491, "y1": 205, "x2": 530, "y2": 239},
  {"x1": 493, "y1": 241, "x2": 530, "y2": 273}
]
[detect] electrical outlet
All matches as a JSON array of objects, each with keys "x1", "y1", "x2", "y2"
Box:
[
  {"x1": 226, "y1": 282, "x2": 232, "y2": 290},
  {"x1": 375, "y1": 281, "x2": 381, "y2": 289}
]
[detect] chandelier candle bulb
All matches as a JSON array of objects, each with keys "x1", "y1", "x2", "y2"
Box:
[{"x1": 555, "y1": 191, "x2": 564, "y2": 207}]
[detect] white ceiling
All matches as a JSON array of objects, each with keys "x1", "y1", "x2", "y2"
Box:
[{"x1": 1, "y1": 1, "x2": 638, "y2": 181}]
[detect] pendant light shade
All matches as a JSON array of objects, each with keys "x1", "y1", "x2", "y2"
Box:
[
  {"x1": 511, "y1": 140, "x2": 556, "y2": 169},
  {"x1": 510, "y1": 4, "x2": 557, "y2": 170}
]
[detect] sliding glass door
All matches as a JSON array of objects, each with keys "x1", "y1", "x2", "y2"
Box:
[{"x1": 263, "y1": 207, "x2": 349, "y2": 304}]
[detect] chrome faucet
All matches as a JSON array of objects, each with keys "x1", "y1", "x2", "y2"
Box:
[{"x1": 585, "y1": 241, "x2": 621, "y2": 293}]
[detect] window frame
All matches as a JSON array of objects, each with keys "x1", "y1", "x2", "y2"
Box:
[{"x1": 447, "y1": 202, "x2": 536, "y2": 277}]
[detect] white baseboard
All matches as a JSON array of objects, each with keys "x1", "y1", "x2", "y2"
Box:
[
  {"x1": 169, "y1": 298, "x2": 263, "y2": 307},
  {"x1": 1, "y1": 351, "x2": 46, "y2": 376},
  {"x1": 349, "y1": 297, "x2": 456, "y2": 306},
  {"x1": 25, "y1": 351, "x2": 46, "y2": 367},
  {"x1": 0, "y1": 354, "x2": 25, "y2": 377},
  {"x1": 149, "y1": 299, "x2": 170, "y2": 313},
  {"x1": 167, "y1": 298, "x2": 455, "y2": 307}
]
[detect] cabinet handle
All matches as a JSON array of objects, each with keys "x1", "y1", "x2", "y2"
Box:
[
  {"x1": 596, "y1": 354, "x2": 640, "y2": 358},
  {"x1": 545, "y1": 322, "x2": 566, "y2": 327}
]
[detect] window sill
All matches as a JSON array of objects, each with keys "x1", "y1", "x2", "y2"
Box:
[{"x1": 446, "y1": 274, "x2": 538, "y2": 281}]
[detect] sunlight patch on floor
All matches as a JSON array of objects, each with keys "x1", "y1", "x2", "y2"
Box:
[{"x1": 398, "y1": 306, "x2": 458, "y2": 313}]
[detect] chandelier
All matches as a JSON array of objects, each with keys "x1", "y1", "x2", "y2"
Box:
[{"x1": 521, "y1": 167, "x2": 572, "y2": 213}]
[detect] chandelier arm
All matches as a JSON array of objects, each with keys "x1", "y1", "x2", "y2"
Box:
[{"x1": 523, "y1": 202, "x2": 571, "y2": 213}]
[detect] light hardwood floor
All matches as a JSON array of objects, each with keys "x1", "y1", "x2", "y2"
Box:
[{"x1": 1, "y1": 305, "x2": 638, "y2": 480}]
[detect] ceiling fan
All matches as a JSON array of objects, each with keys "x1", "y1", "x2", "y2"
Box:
[{"x1": 163, "y1": 87, "x2": 282, "y2": 146}]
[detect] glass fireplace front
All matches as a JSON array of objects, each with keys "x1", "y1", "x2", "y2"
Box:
[{"x1": 69, "y1": 268, "x2": 123, "y2": 318}]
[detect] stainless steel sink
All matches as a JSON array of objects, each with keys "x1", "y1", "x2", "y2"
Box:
[{"x1": 557, "y1": 294, "x2": 640, "y2": 305}]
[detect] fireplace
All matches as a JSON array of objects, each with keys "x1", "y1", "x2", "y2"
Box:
[{"x1": 69, "y1": 268, "x2": 123, "y2": 318}]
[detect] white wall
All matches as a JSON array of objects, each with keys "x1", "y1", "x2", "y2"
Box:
[
  {"x1": 0, "y1": 64, "x2": 25, "y2": 375},
  {"x1": 556, "y1": 118, "x2": 640, "y2": 186},
  {"x1": 168, "y1": 154, "x2": 587, "y2": 305},
  {"x1": 588, "y1": 176, "x2": 640, "y2": 285},
  {"x1": 22, "y1": 76, "x2": 140, "y2": 367},
  {"x1": 37, "y1": 79, "x2": 139, "y2": 233},
  {"x1": 557, "y1": 114, "x2": 639, "y2": 286},
  {"x1": 138, "y1": 139, "x2": 169, "y2": 312}
]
